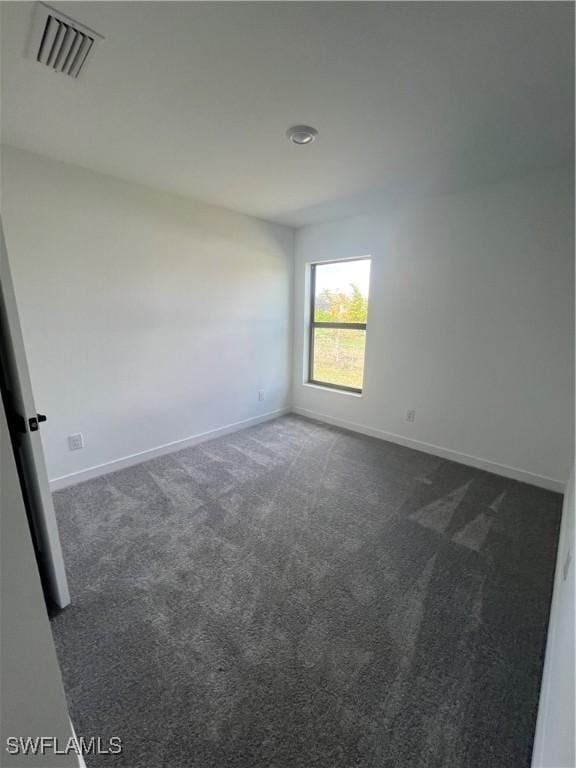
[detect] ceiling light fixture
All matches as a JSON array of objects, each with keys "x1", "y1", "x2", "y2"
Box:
[{"x1": 286, "y1": 125, "x2": 318, "y2": 145}]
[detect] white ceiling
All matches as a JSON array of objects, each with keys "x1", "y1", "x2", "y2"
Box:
[{"x1": 1, "y1": 1, "x2": 573, "y2": 227}]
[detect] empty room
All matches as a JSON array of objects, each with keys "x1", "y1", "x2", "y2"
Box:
[{"x1": 0, "y1": 2, "x2": 574, "y2": 767}]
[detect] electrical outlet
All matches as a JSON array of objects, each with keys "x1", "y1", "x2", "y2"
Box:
[
  {"x1": 406, "y1": 410, "x2": 416, "y2": 423},
  {"x1": 258, "y1": 390, "x2": 265, "y2": 402},
  {"x1": 68, "y1": 433, "x2": 84, "y2": 451}
]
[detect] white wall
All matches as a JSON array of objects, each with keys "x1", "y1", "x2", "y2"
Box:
[
  {"x1": 293, "y1": 169, "x2": 574, "y2": 489},
  {"x1": 1, "y1": 146, "x2": 293, "y2": 484},
  {"x1": 532, "y1": 460, "x2": 575, "y2": 768},
  {"x1": 2, "y1": 148, "x2": 573, "y2": 491}
]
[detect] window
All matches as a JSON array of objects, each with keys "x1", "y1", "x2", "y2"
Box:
[{"x1": 308, "y1": 258, "x2": 371, "y2": 393}]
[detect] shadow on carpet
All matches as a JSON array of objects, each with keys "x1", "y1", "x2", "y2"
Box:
[{"x1": 50, "y1": 415, "x2": 562, "y2": 768}]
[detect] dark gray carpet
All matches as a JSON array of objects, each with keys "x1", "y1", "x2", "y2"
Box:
[{"x1": 50, "y1": 415, "x2": 562, "y2": 768}]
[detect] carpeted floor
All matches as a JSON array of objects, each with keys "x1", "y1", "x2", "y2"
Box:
[{"x1": 50, "y1": 415, "x2": 562, "y2": 768}]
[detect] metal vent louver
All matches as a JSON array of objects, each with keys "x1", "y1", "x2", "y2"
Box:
[{"x1": 31, "y1": 4, "x2": 103, "y2": 78}]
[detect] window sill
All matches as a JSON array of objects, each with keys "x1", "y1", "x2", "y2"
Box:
[{"x1": 302, "y1": 382, "x2": 363, "y2": 398}]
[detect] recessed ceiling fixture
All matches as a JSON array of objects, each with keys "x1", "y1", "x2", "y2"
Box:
[{"x1": 286, "y1": 125, "x2": 318, "y2": 145}]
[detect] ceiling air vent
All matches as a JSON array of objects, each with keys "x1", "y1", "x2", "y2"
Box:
[{"x1": 30, "y1": 4, "x2": 103, "y2": 78}]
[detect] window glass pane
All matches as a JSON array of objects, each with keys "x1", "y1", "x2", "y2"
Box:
[
  {"x1": 314, "y1": 259, "x2": 371, "y2": 323},
  {"x1": 312, "y1": 328, "x2": 366, "y2": 390}
]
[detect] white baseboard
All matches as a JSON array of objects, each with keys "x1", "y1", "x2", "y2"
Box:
[
  {"x1": 49, "y1": 408, "x2": 290, "y2": 491},
  {"x1": 292, "y1": 407, "x2": 565, "y2": 493},
  {"x1": 50, "y1": 405, "x2": 565, "y2": 494},
  {"x1": 69, "y1": 720, "x2": 87, "y2": 768}
]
